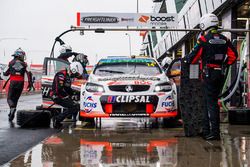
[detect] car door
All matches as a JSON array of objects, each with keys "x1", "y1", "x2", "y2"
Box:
[{"x1": 41, "y1": 57, "x2": 69, "y2": 109}]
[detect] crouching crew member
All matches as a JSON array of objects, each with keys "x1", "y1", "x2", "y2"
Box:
[
  {"x1": 184, "y1": 13, "x2": 238, "y2": 140},
  {"x1": 3, "y1": 48, "x2": 33, "y2": 121},
  {"x1": 51, "y1": 62, "x2": 83, "y2": 128}
]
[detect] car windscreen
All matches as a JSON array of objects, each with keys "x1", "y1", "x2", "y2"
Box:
[{"x1": 94, "y1": 59, "x2": 162, "y2": 76}]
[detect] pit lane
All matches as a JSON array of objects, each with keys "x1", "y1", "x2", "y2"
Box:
[{"x1": 1, "y1": 95, "x2": 250, "y2": 166}]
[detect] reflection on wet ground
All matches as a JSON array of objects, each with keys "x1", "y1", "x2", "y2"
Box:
[{"x1": 4, "y1": 122, "x2": 250, "y2": 167}]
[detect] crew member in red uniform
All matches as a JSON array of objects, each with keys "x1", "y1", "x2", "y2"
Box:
[
  {"x1": 3, "y1": 48, "x2": 33, "y2": 121},
  {"x1": 184, "y1": 14, "x2": 238, "y2": 140},
  {"x1": 51, "y1": 62, "x2": 83, "y2": 128}
]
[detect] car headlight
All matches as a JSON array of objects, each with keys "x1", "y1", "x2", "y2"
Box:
[
  {"x1": 85, "y1": 83, "x2": 105, "y2": 92},
  {"x1": 154, "y1": 82, "x2": 172, "y2": 92}
]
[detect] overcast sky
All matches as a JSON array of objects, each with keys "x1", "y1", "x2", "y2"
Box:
[{"x1": 0, "y1": 0, "x2": 154, "y2": 65}]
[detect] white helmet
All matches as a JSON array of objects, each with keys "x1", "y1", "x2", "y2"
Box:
[
  {"x1": 60, "y1": 44, "x2": 72, "y2": 54},
  {"x1": 199, "y1": 13, "x2": 219, "y2": 31},
  {"x1": 70, "y1": 62, "x2": 83, "y2": 76},
  {"x1": 161, "y1": 57, "x2": 172, "y2": 68}
]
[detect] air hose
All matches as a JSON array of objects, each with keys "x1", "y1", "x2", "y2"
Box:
[
  {"x1": 219, "y1": 39, "x2": 246, "y2": 102},
  {"x1": 221, "y1": 66, "x2": 231, "y2": 111}
]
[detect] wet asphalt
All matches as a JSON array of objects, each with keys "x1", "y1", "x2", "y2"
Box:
[
  {"x1": 0, "y1": 94, "x2": 58, "y2": 165},
  {"x1": 3, "y1": 123, "x2": 250, "y2": 167},
  {"x1": 1, "y1": 95, "x2": 250, "y2": 166}
]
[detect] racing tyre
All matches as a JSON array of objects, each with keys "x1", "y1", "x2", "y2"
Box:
[
  {"x1": 36, "y1": 105, "x2": 43, "y2": 110},
  {"x1": 228, "y1": 108, "x2": 250, "y2": 125},
  {"x1": 17, "y1": 110, "x2": 51, "y2": 128},
  {"x1": 179, "y1": 61, "x2": 204, "y2": 136}
]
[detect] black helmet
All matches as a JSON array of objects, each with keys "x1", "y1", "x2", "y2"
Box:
[{"x1": 13, "y1": 48, "x2": 26, "y2": 60}]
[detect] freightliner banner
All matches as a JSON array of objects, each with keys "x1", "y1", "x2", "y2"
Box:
[{"x1": 77, "y1": 13, "x2": 178, "y2": 27}]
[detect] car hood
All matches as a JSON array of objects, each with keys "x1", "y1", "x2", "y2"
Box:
[{"x1": 88, "y1": 74, "x2": 169, "y2": 84}]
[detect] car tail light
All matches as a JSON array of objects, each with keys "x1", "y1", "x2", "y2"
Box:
[
  {"x1": 105, "y1": 104, "x2": 113, "y2": 114},
  {"x1": 146, "y1": 104, "x2": 154, "y2": 114}
]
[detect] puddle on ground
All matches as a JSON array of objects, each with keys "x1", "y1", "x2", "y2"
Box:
[{"x1": 3, "y1": 122, "x2": 250, "y2": 167}]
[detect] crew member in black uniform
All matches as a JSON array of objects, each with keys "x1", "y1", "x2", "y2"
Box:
[
  {"x1": 51, "y1": 62, "x2": 83, "y2": 128},
  {"x1": 3, "y1": 48, "x2": 33, "y2": 121},
  {"x1": 184, "y1": 13, "x2": 238, "y2": 140}
]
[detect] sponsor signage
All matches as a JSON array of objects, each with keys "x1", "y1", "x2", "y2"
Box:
[
  {"x1": 77, "y1": 13, "x2": 178, "y2": 27},
  {"x1": 83, "y1": 96, "x2": 97, "y2": 113},
  {"x1": 103, "y1": 95, "x2": 157, "y2": 103},
  {"x1": 110, "y1": 113, "x2": 149, "y2": 117},
  {"x1": 161, "y1": 96, "x2": 174, "y2": 108}
]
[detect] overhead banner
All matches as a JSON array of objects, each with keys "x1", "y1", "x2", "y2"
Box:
[{"x1": 77, "y1": 13, "x2": 178, "y2": 27}]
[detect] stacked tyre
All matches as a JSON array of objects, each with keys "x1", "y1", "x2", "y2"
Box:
[
  {"x1": 17, "y1": 110, "x2": 51, "y2": 128},
  {"x1": 179, "y1": 61, "x2": 204, "y2": 136}
]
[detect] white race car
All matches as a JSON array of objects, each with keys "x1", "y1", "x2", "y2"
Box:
[{"x1": 80, "y1": 57, "x2": 178, "y2": 119}]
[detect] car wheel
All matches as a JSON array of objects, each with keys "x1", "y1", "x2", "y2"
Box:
[
  {"x1": 179, "y1": 61, "x2": 204, "y2": 137},
  {"x1": 17, "y1": 110, "x2": 51, "y2": 128}
]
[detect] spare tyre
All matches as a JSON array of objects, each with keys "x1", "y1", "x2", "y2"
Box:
[
  {"x1": 17, "y1": 110, "x2": 51, "y2": 128},
  {"x1": 228, "y1": 108, "x2": 250, "y2": 125},
  {"x1": 179, "y1": 61, "x2": 204, "y2": 136}
]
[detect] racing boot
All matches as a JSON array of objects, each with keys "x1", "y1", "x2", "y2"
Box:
[
  {"x1": 53, "y1": 118, "x2": 63, "y2": 129},
  {"x1": 72, "y1": 112, "x2": 78, "y2": 122},
  {"x1": 8, "y1": 108, "x2": 16, "y2": 122}
]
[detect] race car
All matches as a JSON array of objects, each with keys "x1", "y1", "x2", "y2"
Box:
[{"x1": 80, "y1": 56, "x2": 178, "y2": 120}]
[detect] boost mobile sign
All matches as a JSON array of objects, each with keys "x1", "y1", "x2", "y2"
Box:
[{"x1": 77, "y1": 13, "x2": 178, "y2": 27}]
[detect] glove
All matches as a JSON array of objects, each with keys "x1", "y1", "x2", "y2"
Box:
[
  {"x1": 51, "y1": 94, "x2": 60, "y2": 103},
  {"x1": 27, "y1": 82, "x2": 35, "y2": 92},
  {"x1": 182, "y1": 57, "x2": 190, "y2": 64}
]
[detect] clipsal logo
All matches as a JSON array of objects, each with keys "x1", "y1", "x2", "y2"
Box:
[{"x1": 83, "y1": 96, "x2": 97, "y2": 113}]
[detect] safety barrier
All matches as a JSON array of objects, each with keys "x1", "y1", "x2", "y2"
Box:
[{"x1": 0, "y1": 80, "x2": 41, "y2": 98}]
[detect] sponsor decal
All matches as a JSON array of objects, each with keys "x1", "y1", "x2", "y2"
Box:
[
  {"x1": 77, "y1": 13, "x2": 177, "y2": 27},
  {"x1": 134, "y1": 80, "x2": 151, "y2": 85},
  {"x1": 107, "y1": 81, "x2": 125, "y2": 86},
  {"x1": 139, "y1": 15, "x2": 150, "y2": 23},
  {"x1": 110, "y1": 113, "x2": 149, "y2": 117},
  {"x1": 83, "y1": 96, "x2": 97, "y2": 113},
  {"x1": 138, "y1": 15, "x2": 177, "y2": 26},
  {"x1": 150, "y1": 16, "x2": 175, "y2": 22},
  {"x1": 98, "y1": 58, "x2": 154, "y2": 64},
  {"x1": 81, "y1": 16, "x2": 119, "y2": 23},
  {"x1": 99, "y1": 76, "x2": 160, "y2": 81},
  {"x1": 139, "y1": 15, "x2": 176, "y2": 25},
  {"x1": 107, "y1": 96, "x2": 116, "y2": 103},
  {"x1": 161, "y1": 96, "x2": 174, "y2": 108},
  {"x1": 121, "y1": 18, "x2": 134, "y2": 22},
  {"x1": 107, "y1": 95, "x2": 150, "y2": 103},
  {"x1": 42, "y1": 86, "x2": 51, "y2": 97}
]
